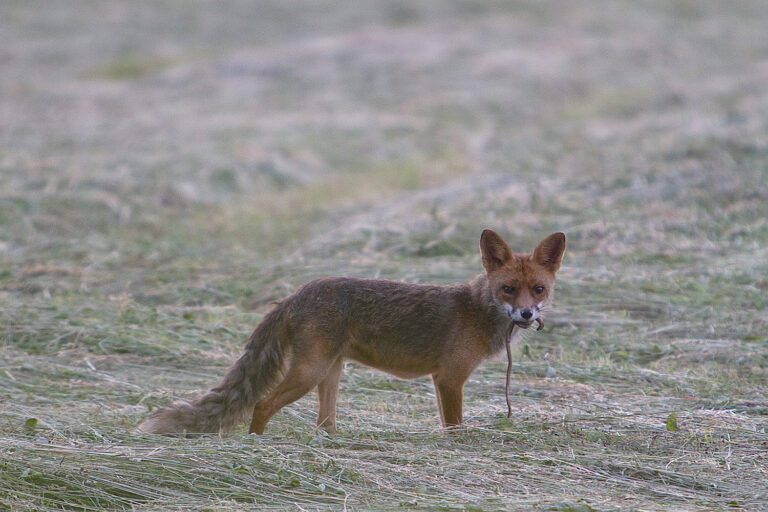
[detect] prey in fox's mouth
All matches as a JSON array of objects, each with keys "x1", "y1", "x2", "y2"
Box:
[
  {"x1": 503, "y1": 303, "x2": 544, "y2": 331},
  {"x1": 513, "y1": 318, "x2": 544, "y2": 331}
]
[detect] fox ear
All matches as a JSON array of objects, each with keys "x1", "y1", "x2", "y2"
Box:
[
  {"x1": 532, "y1": 232, "x2": 566, "y2": 273},
  {"x1": 480, "y1": 229, "x2": 513, "y2": 272}
]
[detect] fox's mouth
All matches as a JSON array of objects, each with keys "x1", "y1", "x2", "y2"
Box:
[{"x1": 512, "y1": 318, "x2": 544, "y2": 331}]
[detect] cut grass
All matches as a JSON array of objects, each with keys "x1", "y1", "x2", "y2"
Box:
[{"x1": 2, "y1": 0, "x2": 768, "y2": 510}]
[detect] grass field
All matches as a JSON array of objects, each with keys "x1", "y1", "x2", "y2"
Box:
[{"x1": 2, "y1": 1, "x2": 768, "y2": 510}]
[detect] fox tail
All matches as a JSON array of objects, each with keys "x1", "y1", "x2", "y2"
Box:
[{"x1": 137, "y1": 305, "x2": 286, "y2": 435}]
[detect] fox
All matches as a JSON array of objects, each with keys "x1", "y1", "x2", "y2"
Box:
[{"x1": 138, "y1": 229, "x2": 566, "y2": 435}]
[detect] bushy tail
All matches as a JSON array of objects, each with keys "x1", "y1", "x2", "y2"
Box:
[{"x1": 138, "y1": 305, "x2": 287, "y2": 435}]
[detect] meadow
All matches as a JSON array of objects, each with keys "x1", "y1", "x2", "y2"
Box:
[{"x1": 1, "y1": 1, "x2": 767, "y2": 510}]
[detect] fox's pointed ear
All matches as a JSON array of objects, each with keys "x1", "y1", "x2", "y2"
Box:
[
  {"x1": 480, "y1": 229, "x2": 513, "y2": 272},
  {"x1": 532, "y1": 232, "x2": 566, "y2": 273}
]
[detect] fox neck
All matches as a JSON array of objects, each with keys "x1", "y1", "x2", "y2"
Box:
[{"x1": 468, "y1": 273, "x2": 517, "y2": 355}]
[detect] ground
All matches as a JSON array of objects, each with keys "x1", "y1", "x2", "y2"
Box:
[{"x1": 1, "y1": 1, "x2": 767, "y2": 510}]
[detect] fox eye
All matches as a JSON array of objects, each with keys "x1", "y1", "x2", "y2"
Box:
[
  {"x1": 533, "y1": 285, "x2": 546, "y2": 295},
  {"x1": 501, "y1": 285, "x2": 516, "y2": 294}
]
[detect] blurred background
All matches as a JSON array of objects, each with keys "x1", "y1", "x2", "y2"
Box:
[
  {"x1": 3, "y1": 1, "x2": 767, "y2": 287},
  {"x1": 1, "y1": 1, "x2": 767, "y2": 509}
]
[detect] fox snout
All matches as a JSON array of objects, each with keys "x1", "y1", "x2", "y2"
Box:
[{"x1": 503, "y1": 304, "x2": 541, "y2": 326}]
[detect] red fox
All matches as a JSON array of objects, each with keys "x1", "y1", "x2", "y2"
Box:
[{"x1": 138, "y1": 229, "x2": 565, "y2": 434}]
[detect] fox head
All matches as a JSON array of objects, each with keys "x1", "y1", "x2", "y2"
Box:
[{"x1": 479, "y1": 229, "x2": 566, "y2": 328}]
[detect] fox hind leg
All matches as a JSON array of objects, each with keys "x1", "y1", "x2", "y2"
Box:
[
  {"x1": 249, "y1": 335, "x2": 342, "y2": 434},
  {"x1": 248, "y1": 361, "x2": 327, "y2": 434},
  {"x1": 316, "y1": 357, "x2": 344, "y2": 433}
]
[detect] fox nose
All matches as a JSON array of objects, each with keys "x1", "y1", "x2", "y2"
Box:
[{"x1": 520, "y1": 309, "x2": 533, "y2": 320}]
